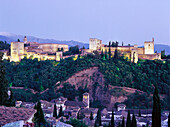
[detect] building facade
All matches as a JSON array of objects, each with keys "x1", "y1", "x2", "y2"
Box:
[
  {"x1": 88, "y1": 37, "x2": 161, "y2": 63},
  {"x1": 9, "y1": 36, "x2": 69, "y2": 62}
]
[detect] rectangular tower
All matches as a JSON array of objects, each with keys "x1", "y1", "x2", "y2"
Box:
[
  {"x1": 10, "y1": 42, "x2": 24, "y2": 62},
  {"x1": 89, "y1": 38, "x2": 102, "y2": 50},
  {"x1": 144, "y1": 38, "x2": 154, "y2": 54}
]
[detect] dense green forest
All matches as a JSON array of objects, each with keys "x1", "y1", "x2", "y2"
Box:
[
  {"x1": 4, "y1": 52, "x2": 169, "y2": 94},
  {"x1": 2, "y1": 47, "x2": 170, "y2": 109}
]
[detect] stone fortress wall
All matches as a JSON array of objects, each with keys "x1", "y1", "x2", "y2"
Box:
[
  {"x1": 88, "y1": 37, "x2": 161, "y2": 63},
  {"x1": 10, "y1": 36, "x2": 69, "y2": 62},
  {"x1": 1, "y1": 36, "x2": 161, "y2": 63}
]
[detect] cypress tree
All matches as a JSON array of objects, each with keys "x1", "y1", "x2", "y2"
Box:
[
  {"x1": 168, "y1": 112, "x2": 169, "y2": 127},
  {"x1": 111, "y1": 109, "x2": 114, "y2": 127},
  {"x1": 0, "y1": 52, "x2": 8, "y2": 106},
  {"x1": 122, "y1": 42, "x2": 123, "y2": 46},
  {"x1": 59, "y1": 106, "x2": 63, "y2": 117},
  {"x1": 90, "y1": 112, "x2": 93, "y2": 120},
  {"x1": 97, "y1": 109, "x2": 102, "y2": 126},
  {"x1": 114, "y1": 49, "x2": 118, "y2": 59},
  {"x1": 53, "y1": 104, "x2": 57, "y2": 118},
  {"x1": 77, "y1": 111, "x2": 80, "y2": 119},
  {"x1": 117, "y1": 122, "x2": 121, "y2": 127},
  {"x1": 105, "y1": 50, "x2": 108, "y2": 60},
  {"x1": 33, "y1": 101, "x2": 46, "y2": 126},
  {"x1": 138, "y1": 109, "x2": 141, "y2": 117},
  {"x1": 126, "y1": 110, "x2": 131, "y2": 127},
  {"x1": 8, "y1": 89, "x2": 15, "y2": 106},
  {"x1": 122, "y1": 117, "x2": 125, "y2": 127},
  {"x1": 101, "y1": 49, "x2": 104, "y2": 59},
  {"x1": 108, "y1": 42, "x2": 111, "y2": 60},
  {"x1": 152, "y1": 85, "x2": 161, "y2": 127},
  {"x1": 17, "y1": 39, "x2": 20, "y2": 42},
  {"x1": 131, "y1": 113, "x2": 137, "y2": 127},
  {"x1": 94, "y1": 120, "x2": 98, "y2": 127}
]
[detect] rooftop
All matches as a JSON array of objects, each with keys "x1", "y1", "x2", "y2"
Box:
[
  {"x1": 0, "y1": 106, "x2": 36, "y2": 126},
  {"x1": 64, "y1": 101, "x2": 87, "y2": 107}
]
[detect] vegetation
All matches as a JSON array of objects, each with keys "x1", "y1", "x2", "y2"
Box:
[
  {"x1": 59, "y1": 106, "x2": 64, "y2": 117},
  {"x1": 63, "y1": 45, "x2": 80, "y2": 56},
  {"x1": 66, "y1": 118, "x2": 88, "y2": 127},
  {"x1": 0, "y1": 52, "x2": 9, "y2": 106},
  {"x1": 0, "y1": 41, "x2": 10, "y2": 50},
  {"x1": 96, "y1": 109, "x2": 102, "y2": 126},
  {"x1": 126, "y1": 110, "x2": 131, "y2": 127},
  {"x1": 122, "y1": 117, "x2": 125, "y2": 127},
  {"x1": 53, "y1": 104, "x2": 58, "y2": 118},
  {"x1": 90, "y1": 112, "x2": 93, "y2": 120},
  {"x1": 131, "y1": 114, "x2": 137, "y2": 127},
  {"x1": 0, "y1": 52, "x2": 14, "y2": 106},
  {"x1": 111, "y1": 109, "x2": 115, "y2": 127},
  {"x1": 152, "y1": 85, "x2": 161, "y2": 127},
  {"x1": 2, "y1": 50, "x2": 169, "y2": 109},
  {"x1": 33, "y1": 101, "x2": 47, "y2": 127}
]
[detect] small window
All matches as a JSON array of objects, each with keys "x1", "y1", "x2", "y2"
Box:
[{"x1": 149, "y1": 44, "x2": 150, "y2": 46}]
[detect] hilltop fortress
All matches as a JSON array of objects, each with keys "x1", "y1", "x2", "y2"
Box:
[
  {"x1": 83, "y1": 37, "x2": 161, "y2": 63},
  {"x1": 3, "y1": 36, "x2": 68, "y2": 62},
  {"x1": 1, "y1": 36, "x2": 161, "y2": 63}
]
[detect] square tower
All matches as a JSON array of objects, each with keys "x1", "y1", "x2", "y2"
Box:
[
  {"x1": 83, "y1": 92, "x2": 89, "y2": 108},
  {"x1": 10, "y1": 42, "x2": 24, "y2": 62},
  {"x1": 89, "y1": 38, "x2": 102, "y2": 50},
  {"x1": 144, "y1": 38, "x2": 154, "y2": 54}
]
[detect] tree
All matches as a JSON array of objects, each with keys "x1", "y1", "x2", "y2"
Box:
[
  {"x1": 77, "y1": 111, "x2": 80, "y2": 119},
  {"x1": 114, "y1": 49, "x2": 118, "y2": 59},
  {"x1": 115, "y1": 41, "x2": 119, "y2": 47},
  {"x1": 108, "y1": 42, "x2": 111, "y2": 60},
  {"x1": 59, "y1": 106, "x2": 64, "y2": 117},
  {"x1": 117, "y1": 122, "x2": 121, "y2": 127},
  {"x1": 33, "y1": 101, "x2": 46, "y2": 127},
  {"x1": 138, "y1": 109, "x2": 141, "y2": 117},
  {"x1": 111, "y1": 109, "x2": 114, "y2": 127},
  {"x1": 83, "y1": 46, "x2": 85, "y2": 49},
  {"x1": 8, "y1": 89, "x2": 15, "y2": 106},
  {"x1": 94, "y1": 120, "x2": 98, "y2": 127},
  {"x1": 161, "y1": 50, "x2": 166, "y2": 59},
  {"x1": 17, "y1": 39, "x2": 20, "y2": 42},
  {"x1": 105, "y1": 50, "x2": 108, "y2": 60},
  {"x1": 152, "y1": 85, "x2": 161, "y2": 127},
  {"x1": 0, "y1": 52, "x2": 8, "y2": 106},
  {"x1": 126, "y1": 110, "x2": 131, "y2": 127},
  {"x1": 122, "y1": 42, "x2": 123, "y2": 46},
  {"x1": 131, "y1": 113, "x2": 137, "y2": 127},
  {"x1": 122, "y1": 117, "x2": 125, "y2": 127},
  {"x1": 97, "y1": 109, "x2": 102, "y2": 126},
  {"x1": 90, "y1": 112, "x2": 93, "y2": 120},
  {"x1": 101, "y1": 49, "x2": 104, "y2": 59},
  {"x1": 168, "y1": 112, "x2": 169, "y2": 127},
  {"x1": 53, "y1": 104, "x2": 58, "y2": 118}
]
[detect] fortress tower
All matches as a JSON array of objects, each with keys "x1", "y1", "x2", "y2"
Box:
[
  {"x1": 83, "y1": 92, "x2": 89, "y2": 108},
  {"x1": 10, "y1": 42, "x2": 24, "y2": 62},
  {"x1": 89, "y1": 38, "x2": 102, "y2": 50},
  {"x1": 131, "y1": 45, "x2": 138, "y2": 63},
  {"x1": 144, "y1": 37, "x2": 154, "y2": 54}
]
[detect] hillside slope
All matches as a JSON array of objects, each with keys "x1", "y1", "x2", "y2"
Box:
[{"x1": 58, "y1": 67, "x2": 145, "y2": 109}]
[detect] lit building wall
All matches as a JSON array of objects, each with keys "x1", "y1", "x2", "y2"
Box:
[
  {"x1": 89, "y1": 38, "x2": 102, "y2": 50},
  {"x1": 10, "y1": 42, "x2": 24, "y2": 62}
]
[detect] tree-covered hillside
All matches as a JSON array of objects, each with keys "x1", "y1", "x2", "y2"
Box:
[{"x1": 4, "y1": 52, "x2": 169, "y2": 95}]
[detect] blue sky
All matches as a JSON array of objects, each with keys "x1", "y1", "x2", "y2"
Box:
[{"x1": 0, "y1": 0, "x2": 170, "y2": 46}]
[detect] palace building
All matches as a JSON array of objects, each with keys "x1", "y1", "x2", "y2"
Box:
[
  {"x1": 1, "y1": 36, "x2": 161, "y2": 63},
  {"x1": 5, "y1": 36, "x2": 69, "y2": 62},
  {"x1": 87, "y1": 37, "x2": 161, "y2": 63}
]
